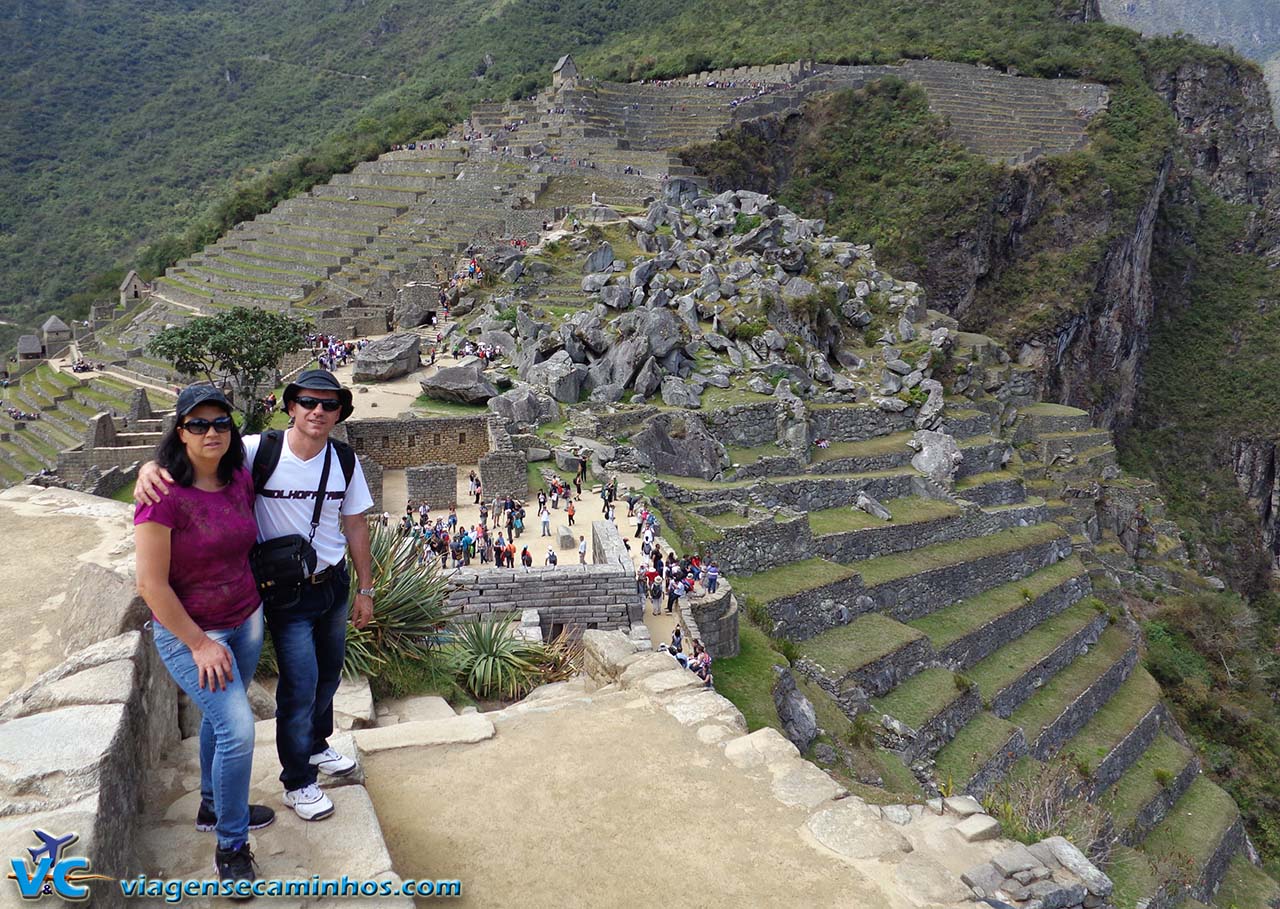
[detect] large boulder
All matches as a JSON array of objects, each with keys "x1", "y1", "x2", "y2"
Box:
[
  {"x1": 772, "y1": 667, "x2": 818, "y2": 752},
  {"x1": 488, "y1": 384, "x2": 556, "y2": 428},
  {"x1": 633, "y1": 357, "x2": 664, "y2": 399},
  {"x1": 630, "y1": 412, "x2": 728, "y2": 481},
  {"x1": 660, "y1": 376, "x2": 701, "y2": 409},
  {"x1": 909, "y1": 430, "x2": 963, "y2": 487},
  {"x1": 584, "y1": 242, "x2": 615, "y2": 274},
  {"x1": 419, "y1": 363, "x2": 498, "y2": 404},
  {"x1": 526, "y1": 351, "x2": 586, "y2": 404},
  {"x1": 352, "y1": 333, "x2": 421, "y2": 382},
  {"x1": 635, "y1": 307, "x2": 683, "y2": 358}
]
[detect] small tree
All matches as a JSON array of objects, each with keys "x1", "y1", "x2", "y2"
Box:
[{"x1": 149, "y1": 307, "x2": 309, "y2": 432}]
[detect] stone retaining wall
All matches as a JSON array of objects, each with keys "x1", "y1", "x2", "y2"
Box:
[
  {"x1": 406, "y1": 463, "x2": 457, "y2": 508},
  {"x1": 345, "y1": 416, "x2": 490, "y2": 468},
  {"x1": 703, "y1": 402, "x2": 780, "y2": 447},
  {"x1": 58, "y1": 443, "x2": 156, "y2": 477},
  {"x1": 1031, "y1": 645, "x2": 1138, "y2": 759},
  {"x1": 443, "y1": 520, "x2": 634, "y2": 634},
  {"x1": 898, "y1": 685, "x2": 982, "y2": 765},
  {"x1": 766, "y1": 575, "x2": 869, "y2": 641},
  {"x1": 964, "y1": 727, "x2": 1029, "y2": 798},
  {"x1": 684, "y1": 586, "x2": 739, "y2": 659},
  {"x1": 1122, "y1": 756, "x2": 1200, "y2": 847},
  {"x1": 700, "y1": 511, "x2": 810, "y2": 575},
  {"x1": 874, "y1": 536, "x2": 1072, "y2": 622},
  {"x1": 1196, "y1": 817, "x2": 1246, "y2": 904},
  {"x1": 1089, "y1": 704, "x2": 1164, "y2": 798},
  {"x1": 989, "y1": 612, "x2": 1109, "y2": 717},
  {"x1": 957, "y1": 476, "x2": 1026, "y2": 506},
  {"x1": 808, "y1": 634, "x2": 935, "y2": 700},
  {"x1": 809, "y1": 405, "x2": 914, "y2": 443},
  {"x1": 936, "y1": 572, "x2": 1091, "y2": 670}
]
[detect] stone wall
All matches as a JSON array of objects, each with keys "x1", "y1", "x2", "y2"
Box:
[
  {"x1": 442, "y1": 521, "x2": 634, "y2": 634},
  {"x1": 1031, "y1": 644, "x2": 1138, "y2": 759},
  {"x1": 700, "y1": 511, "x2": 811, "y2": 575},
  {"x1": 361, "y1": 458, "x2": 385, "y2": 513},
  {"x1": 766, "y1": 576, "x2": 870, "y2": 641},
  {"x1": 479, "y1": 450, "x2": 529, "y2": 499},
  {"x1": 658, "y1": 471, "x2": 919, "y2": 510},
  {"x1": 809, "y1": 404, "x2": 914, "y2": 443},
  {"x1": 897, "y1": 685, "x2": 982, "y2": 765},
  {"x1": 989, "y1": 612, "x2": 1109, "y2": 717},
  {"x1": 703, "y1": 402, "x2": 780, "y2": 447},
  {"x1": 345, "y1": 416, "x2": 490, "y2": 469},
  {"x1": 683, "y1": 585, "x2": 740, "y2": 659},
  {"x1": 935, "y1": 572, "x2": 1091, "y2": 670},
  {"x1": 965, "y1": 727, "x2": 1029, "y2": 798},
  {"x1": 1089, "y1": 704, "x2": 1164, "y2": 798},
  {"x1": 814, "y1": 502, "x2": 1048, "y2": 565},
  {"x1": 1122, "y1": 755, "x2": 1200, "y2": 847},
  {"x1": 58, "y1": 444, "x2": 157, "y2": 477},
  {"x1": 406, "y1": 463, "x2": 457, "y2": 508}
]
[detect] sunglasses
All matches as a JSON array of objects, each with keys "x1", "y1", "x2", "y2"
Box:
[
  {"x1": 294, "y1": 396, "x2": 342, "y2": 412},
  {"x1": 180, "y1": 415, "x2": 234, "y2": 435}
]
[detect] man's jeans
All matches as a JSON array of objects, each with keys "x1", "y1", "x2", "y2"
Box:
[
  {"x1": 265, "y1": 566, "x2": 350, "y2": 792},
  {"x1": 153, "y1": 608, "x2": 264, "y2": 850}
]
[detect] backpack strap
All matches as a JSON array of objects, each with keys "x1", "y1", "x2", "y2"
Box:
[
  {"x1": 251, "y1": 430, "x2": 285, "y2": 495},
  {"x1": 331, "y1": 439, "x2": 356, "y2": 490}
]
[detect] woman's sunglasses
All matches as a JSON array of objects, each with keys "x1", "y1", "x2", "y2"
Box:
[
  {"x1": 180, "y1": 415, "x2": 234, "y2": 435},
  {"x1": 294, "y1": 396, "x2": 342, "y2": 412}
]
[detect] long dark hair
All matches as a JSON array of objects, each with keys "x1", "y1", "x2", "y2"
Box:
[{"x1": 155, "y1": 411, "x2": 244, "y2": 487}]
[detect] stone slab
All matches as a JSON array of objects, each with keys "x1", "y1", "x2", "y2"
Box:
[
  {"x1": 352, "y1": 714, "x2": 495, "y2": 753},
  {"x1": 333, "y1": 676, "x2": 375, "y2": 730},
  {"x1": 955, "y1": 813, "x2": 1002, "y2": 842},
  {"x1": 804, "y1": 798, "x2": 914, "y2": 860}
]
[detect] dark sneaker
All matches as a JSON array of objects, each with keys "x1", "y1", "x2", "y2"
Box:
[
  {"x1": 214, "y1": 841, "x2": 257, "y2": 901},
  {"x1": 197, "y1": 801, "x2": 276, "y2": 832}
]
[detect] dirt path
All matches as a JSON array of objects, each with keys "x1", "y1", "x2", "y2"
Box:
[{"x1": 365, "y1": 694, "x2": 892, "y2": 909}]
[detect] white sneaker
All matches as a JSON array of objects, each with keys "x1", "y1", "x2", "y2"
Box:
[
  {"x1": 309, "y1": 747, "x2": 357, "y2": 777},
  {"x1": 283, "y1": 784, "x2": 334, "y2": 821}
]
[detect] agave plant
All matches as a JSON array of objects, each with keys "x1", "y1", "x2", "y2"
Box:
[
  {"x1": 256, "y1": 521, "x2": 454, "y2": 679},
  {"x1": 447, "y1": 613, "x2": 545, "y2": 700}
]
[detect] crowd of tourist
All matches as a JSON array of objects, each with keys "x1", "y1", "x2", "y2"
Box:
[
  {"x1": 308, "y1": 334, "x2": 369, "y2": 372},
  {"x1": 5, "y1": 405, "x2": 40, "y2": 421},
  {"x1": 70, "y1": 358, "x2": 105, "y2": 373}
]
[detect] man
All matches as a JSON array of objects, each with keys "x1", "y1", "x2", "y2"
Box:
[
  {"x1": 578, "y1": 535, "x2": 588, "y2": 565},
  {"x1": 136, "y1": 369, "x2": 375, "y2": 824}
]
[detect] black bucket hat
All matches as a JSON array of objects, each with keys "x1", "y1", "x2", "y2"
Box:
[
  {"x1": 282, "y1": 368, "x2": 354, "y2": 422},
  {"x1": 176, "y1": 384, "x2": 233, "y2": 420}
]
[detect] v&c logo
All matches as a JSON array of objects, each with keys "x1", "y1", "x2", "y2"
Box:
[{"x1": 6, "y1": 830, "x2": 113, "y2": 902}]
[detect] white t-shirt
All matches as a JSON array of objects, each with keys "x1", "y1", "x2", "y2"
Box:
[{"x1": 244, "y1": 433, "x2": 375, "y2": 572}]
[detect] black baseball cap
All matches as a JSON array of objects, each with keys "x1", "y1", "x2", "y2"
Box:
[
  {"x1": 175, "y1": 384, "x2": 232, "y2": 419},
  {"x1": 282, "y1": 368, "x2": 354, "y2": 422}
]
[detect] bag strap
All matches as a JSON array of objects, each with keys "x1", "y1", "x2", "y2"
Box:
[
  {"x1": 309, "y1": 443, "x2": 333, "y2": 544},
  {"x1": 251, "y1": 430, "x2": 284, "y2": 495}
]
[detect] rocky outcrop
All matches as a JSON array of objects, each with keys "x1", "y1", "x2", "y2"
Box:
[
  {"x1": 630, "y1": 412, "x2": 728, "y2": 481},
  {"x1": 420, "y1": 362, "x2": 498, "y2": 404},
  {"x1": 352, "y1": 332, "x2": 421, "y2": 382}
]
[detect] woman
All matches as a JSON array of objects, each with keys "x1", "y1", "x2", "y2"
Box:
[{"x1": 134, "y1": 385, "x2": 268, "y2": 894}]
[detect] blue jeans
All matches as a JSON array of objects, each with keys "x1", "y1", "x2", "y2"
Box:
[
  {"x1": 153, "y1": 608, "x2": 264, "y2": 850},
  {"x1": 265, "y1": 567, "x2": 350, "y2": 791}
]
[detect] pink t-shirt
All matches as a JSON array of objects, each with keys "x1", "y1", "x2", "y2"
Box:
[{"x1": 134, "y1": 467, "x2": 260, "y2": 631}]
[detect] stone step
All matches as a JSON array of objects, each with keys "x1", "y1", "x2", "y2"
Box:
[
  {"x1": 258, "y1": 223, "x2": 374, "y2": 251},
  {"x1": 1106, "y1": 732, "x2": 1198, "y2": 847},
  {"x1": 312, "y1": 183, "x2": 426, "y2": 205},
  {"x1": 956, "y1": 436, "x2": 1012, "y2": 478},
  {"x1": 1007, "y1": 626, "x2": 1138, "y2": 759},
  {"x1": 152, "y1": 276, "x2": 218, "y2": 309},
  {"x1": 177, "y1": 265, "x2": 311, "y2": 300},
  {"x1": 857, "y1": 522, "x2": 1071, "y2": 622},
  {"x1": 933, "y1": 711, "x2": 1026, "y2": 798},
  {"x1": 797, "y1": 613, "x2": 929, "y2": 699},
  {"x1": 805, "y1": 431, "x2": 916, "y2": 475},
  {"x1": 1017, "y1": 402, "x2": 1093, "y2": 437},
  {"x1": 1049, "y1": 444, "x2": 1118, "y2": 483},
  {"x1": 1060, "y1": 666, "x2": 1164, "y2": 796},
  {"x1": 247, "y1": 237, "x2": 354, "y2": 265},
  {"x1": 965, "y1": 599, "x2": 1108, "y2": 717},
  {"x1": 2, "y1": 426, "x2": 59, "y2": 468},
  {"x1": 1212, "y1": 854, "x2": 1280, "y2": 909},
  {"x1": 873, "y1": 666, "x2": 981, "y2": 763},
  {"x1": 908, "y1": 555, "x2": 1092, "y2": 670},
  {"x1": 1137, "y1": 776, "x2": 1244, "y2": 905},
  {"x1": 215, "y1": 247, "x2": 336, "y2": 278},
  {"x1": 953, "y1": 471, "x2": 1028, "y2": 507}
]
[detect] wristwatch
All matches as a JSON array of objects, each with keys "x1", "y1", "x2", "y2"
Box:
[{"x1": 357, "y1": 587, "x2": 376, "y2": 598}]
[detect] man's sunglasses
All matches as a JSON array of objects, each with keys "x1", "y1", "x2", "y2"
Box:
[
  {"x1": 294, "y1": 396, "x2": 342, "y2": 412},
  {"x1": 180, "y1": 415, "x2": 234, "y2": 435}
]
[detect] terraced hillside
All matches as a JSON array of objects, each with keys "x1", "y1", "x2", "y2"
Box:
[{"x1": 0, "y1": 364, "x2": 175, "y2": 483}]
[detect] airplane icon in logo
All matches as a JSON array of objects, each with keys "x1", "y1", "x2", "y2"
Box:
[{"x1": 27, "y1": 831, "x2": 77, "y2": 866}]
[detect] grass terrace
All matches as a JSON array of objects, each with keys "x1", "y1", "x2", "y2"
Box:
[
  {"x1": 809, "y1": 431, "x2": 912, "y2": 463},
  {"x1": 857, "y1": 522, "x2": 1064, "y2": 588},
  {"x1": 1215, "y1": 854, "x2": 1280, "y2": 909},
  {"x1": 1061, "y1": 667, "x2": 1162, "y2": 777},
  {"x1": 799, "y1": 613, "x2": 925, "y2": 675},
  {"x1": 933, "y1": 712, "x2": 1019, "y2": 790},
  {"x1": 730, "y1": 558, "x2": 855, "y2": 604},
  {"x1": 965, "y1": 599, "x2": 1102, "y2": 700},
  {"x1": 808, "y1": 496, "x2": 959, "y2": 536},
  {"x1": 1106, "y1": 733, "x2": 1194, "y2": 834},
  {"x1": 873, "y1": 667, "x2": 964, "y2": 731},
  {"x1": 712, "y1": 622, "x2": 789, "y2": 733},
  {"x1": 410, "y1": 395, "x2": 491, "y2": 417},
  {"x1": 909, "y1": 556, "x2": 1086, "y2": 649},
  {"x1": 1105, "y1": 846, "x2": 1159, "y2": 909},
  {"x1": 1141, "y1": 776, "x2": 1240, "y2": 870},
  {"x1": 1007, "y1": 625, "x2": 1134, "y2": 738},
  {"x1": 700, "y1": 385, "x2": 774, "y2": 409},
  {"x1": 726, "y1": 442, "x2": 789, "y2": 465}
]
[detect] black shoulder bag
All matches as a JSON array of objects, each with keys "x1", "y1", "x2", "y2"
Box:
[{"x1": 249, "y1": 443, "x2": 333, "y2": 610}]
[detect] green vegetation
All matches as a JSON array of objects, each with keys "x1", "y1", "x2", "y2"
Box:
[
  {"x1": 965, "y1": 599, "x2": 1102, "y2": 699},
  {"x1": 1061, "y1": 666, "x2": 1162, "y2": 775},
  {"x1": 730, "y1": 558, "x2": 854, "y2": 604},
  {"x1": 1007, "y1": 626, "x2": 1133, "y2": 737},
  {"x1": 799, "y1": 614, "x2": 924, "y2": 674},
  {"x1": 411, "y1": 395, "x2": 492, "y2": 418},
  {"x1": 857, "y1": 523, "x2": 1064, "y2": 588},
  {"x1": 934, "y1": 711, "x2": 1018, "y2": 789},
  {"x1": 1143, "y1": 776, "x2": 1240, "y2": 867},
  {"x1": 807, "y1": 496, "x2": 959, "y2": 535},
  {"x1": 909, "y1": 557, "x2": 1085, "y2": 648},
  {"x1": 1106, "y1": 733, "x2": 1194, "y2": 833},
  {"x1": 1215, "y1": 854, "x2": 1280, "y2": 909},
  {"x1": 711, "y1": 621, "x2": 789, "y2": 732},
  {"x1": 874, "y1": 667, "x2": 965, "y2": 730}
]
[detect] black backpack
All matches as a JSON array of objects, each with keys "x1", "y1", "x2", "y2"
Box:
[{"x1": 251, "y1": 429, "x2": 356, "y2": 495}]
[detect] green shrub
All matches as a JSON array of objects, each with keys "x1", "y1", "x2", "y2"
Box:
[
  {"x1": 733, "y1": 212, "x2": 762, "y2": 234},
  {"x1": 1154, "y1": 768, "x2": 1174, "y2": 788}
]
